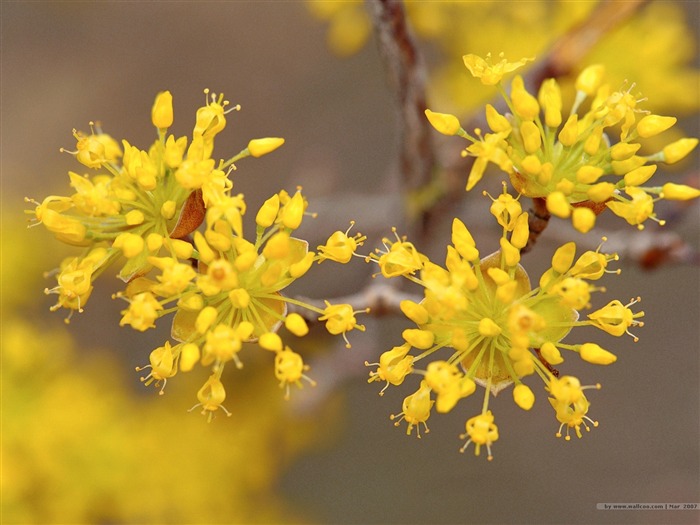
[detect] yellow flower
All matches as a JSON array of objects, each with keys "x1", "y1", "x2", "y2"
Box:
[
  {"x1": 136, "y1": 341, "x2": 178, "y2": 394},
  {"x1": 459, "y1": 411, "x2": 499, "y2": 460},
  {"x1": 30, "y1": 90, "x2": 366, "y2": 414},
  {"x1": 424, "y1": 361, "x2": 475, "y2": 413},
  {"x1": 119, "y1": 292, "x2": 163, "y2": 332},
  {"x1": 588, "y1": 298, "x2": 645, "y2": 340},
  {"x1": 29, "y1": 89, "x2": 287, "y2": 283},
  {"x1": 390, "y1": 380, "x2": 434, "y2": 438},
  {"x1": 464, "y1": 130, "x2": 512, "y2": 191},
  {"x1": 368, "y1": 227, "x2": 428, "y2": 277},
  {"x1": 61, "y1": 125, "x2": 122, "y2": 170},
  {"x1": 547, "y1": 376, "x2": 601, "y2": 440},
  {"x1": 193, "y1": 89, "x2": 232, "y2": 142},
  {"x1": 318, "y1": 301, "x2": 368, "y2": 348},
  {"x1": 429, "y1": 63, "x2": 700, "y2": 232},
  {"x1": 367, "y1": 191, "x2": 642, "y2": 457},
  {"x1": 306, "y1": 0, "x2": 372, "y2": 57},
  {"x1": 317, "y1": 221, "x2": 366, "y2": 263},
  {"x1": 462, "y1": 53, "x2": 534, "y2": 86},
  {"x1": 274, "y1": 347, "x2": 316, "y2": 400},
  {"x1": 366, "y1": 344, "x2": 414, "y2": 395},
  {"x1": 605, "y1": 187, "x2": 662, "y2": 230},
  {"x1": 44, "y1": 247, "x2": 110, "y2": 320},
  {"x1": 191, "y1": 375, "x2": 232, "y2": 422},
  {"x1": 151, "y1": 90, "x2": 173, "y2": 130}
]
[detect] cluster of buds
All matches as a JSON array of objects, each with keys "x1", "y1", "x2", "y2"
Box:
[
  {"x1": 28, "y1": 90, "x2": 368, "y2": 418},
  {"x1": 426, "y1": 53, "x2": 700, "y2": 232},
  {"x1": 367, "y1": 188, "x2": 645, "y2": 458}
]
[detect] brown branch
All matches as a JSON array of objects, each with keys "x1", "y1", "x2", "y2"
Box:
[
  {"x1": 594, "y1": 226, "x2": 699, "y2": 269},
  {"x1": 523, "y1": 197, "x2": 551, "y2": 254},
  {"x1": 366, "y1": 0, "x2": 435, "y2": 239}
]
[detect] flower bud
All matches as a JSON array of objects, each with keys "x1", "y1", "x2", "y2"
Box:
[
  {"x1": 575, "y1": 64, "x2": 605, "y2": 95},
  {"x1": 540, "y1": 342, "x2": 564, "y2": 365},
  {"x1": 513, "y1": 384, "x2": 535, "y2": 410},
  {"x1": 546, "y1": 191, "x2": 571, "y2": 218},
  {"x1": 551, "y1": 242, "x2": 576, "y2": 274},
  {"x1": 587, "y1": 182, "x2": 615, "y2": 203},
  {"x1": 400, "y1": 300, "x2": 430, "y2": 325},
  {"x1": 538, "y1": 78, "x2": 562, "y2": 128},
  {"x1": 510, "y1": 213, "x2": 529, "y2": 249},
  {"x1": 660, "y1": 183, "x2": 700, "y2": 201},
  {"x1": 151, "y1": 91, "x2": 173, "y2": 129},
  {"x1": 259, "y1": 332, "x2": 283, "y2": 352},
  {"x1": 195, "y1": 306, "x2": 218, "y2": 334},
  {"x1": 520, "y1": 120, "x2": 541, "y2": 154},
  {"x1": 636, "y1": 115, "x2": 676, "y2": 138},
  {"x1": 485, "y1": 104, "x2": 511, "y2": 133},
  {"x1": 511, "y1": 75, "x2": 539, "y2": 120},
  {"x1": 610, "y1": 142, "x2": 641, "y2": 161},
  {"x1": 425, "y1": 109, "x2": 462, "y2": 136},
  {"x1": 180, "y1": 343, "x2": 200, "y2": 372},
  {"x1": 575, "y1": 166, "x2": 604, "y2": 185},
  {"x1": 579, "y1": 342, "x2": 617, "y2": 365},
  {"x1": 478, "y1": 318, "x2": 502, "y2": 337},
  {"x1": 662, "y1": 138, "x2": 698, "y2": 164},
  {"x1": 256, "y1": 194, "x2": 280, "y2": 228},
  {"x1": 452, "y1": 218, "x2": 479, "y2": 261},
  {"x1": 623, "y1": 165, "x2": 657, "y2": 187},
  {"x1": 160, "y1": 200, "x2": 177, "y2": 220},
  {"x1": 558, "y1": 114, "x2": 579, "y2": 147},
  {"x1": 500, "y1": 237, "x2": 520, "y2": 267},
  {"x1": 125, "y1": 210, "x2": 145, "y2": 225},
  {"x1": 282, "y1": 191, "x2": 305, "y2": 230},
  {"x1": 572, "y1": 207, "x2": 596, "y2": 233},
  {"x1": 285, "y1": 313, "x2": 309, "y2": 337},
  {"x1": 247, "y1": 137, "x2": 285, "y2": 158},
  {"x1": 402, "y1": 328, "x2": 435, "y2": 349}
]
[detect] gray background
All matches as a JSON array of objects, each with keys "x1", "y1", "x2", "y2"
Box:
[{"x1": 2, "y1": 2, "x2": 698, "y2": 524}]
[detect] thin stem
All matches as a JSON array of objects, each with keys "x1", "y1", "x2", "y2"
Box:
[{"x1": 366, "y1": 0, "x2": 435, "y2": 239}]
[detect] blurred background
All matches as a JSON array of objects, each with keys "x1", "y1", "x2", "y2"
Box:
[{"x1": 2, "y1": 1, "x2": 698, "y2": 524}]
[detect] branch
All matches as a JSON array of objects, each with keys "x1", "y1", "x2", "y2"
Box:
[
  {"x1": 366, "y1": 0, "x2": 435, "y2": 238},
  {"x1": 595, "y1": 226, "x2": 699, "y2": 269},
  {"x1": 523, "y1": 197, "x2": 551, "y2": 254},
  {"x1": 289, "y1": 280, "x2": 422, "y2": 321},
  {"x1": 287, "y1": 279, "x2": 425, "y2": 414}
]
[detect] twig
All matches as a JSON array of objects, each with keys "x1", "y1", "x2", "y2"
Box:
[
  {"x1": 523, "y1": 197, "x2": 551, "y2": 254},
  {"x1": 289, "y1": 281, "x2": 423, "y2": 322},
  {"x1": 593, "y1": 226, "x2": 699, "y2": 269},
  {"x1": 366, "y1": 0, "x2": 435, "y2": 238}
]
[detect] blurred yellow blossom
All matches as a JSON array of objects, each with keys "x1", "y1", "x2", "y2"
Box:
[
  {"x1": 3, "y1": 211, "x2": 331, "y2": 523},
  {"x1": 306, "y1": 0, "x2": 372, "y2": 57},
  {"x1": 309, "y1": 2, "x2": 699, "y2": 119}
]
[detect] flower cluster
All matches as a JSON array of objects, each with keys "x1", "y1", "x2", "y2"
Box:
[
  {"x1": 28, "y1": 90, "x2": 367, "y2": 418},
  {"x1": 366, "y1": 187, "x2": 644, "y2": 459},
  {"x1": 426, "y1": 54, "x2": 700, "y2": 233}
]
